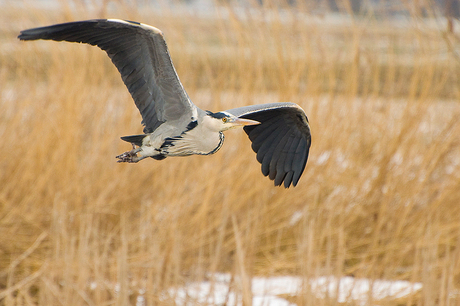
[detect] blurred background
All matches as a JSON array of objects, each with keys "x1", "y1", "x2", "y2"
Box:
[{"x1": 1, "y1": 0, "x2": 460, "y2": 305}]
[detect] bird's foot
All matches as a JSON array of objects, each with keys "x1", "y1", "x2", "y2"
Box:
[{"x1": 116, "y1": 145, "x2": 142, "y2": 163}]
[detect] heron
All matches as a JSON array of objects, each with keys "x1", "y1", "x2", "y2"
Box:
[{"x1": 18, "y1": 19, "x2": 311, "y2": 188}]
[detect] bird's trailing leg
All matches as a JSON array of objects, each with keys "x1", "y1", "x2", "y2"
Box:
[{"x1": 116, "y1": 144, "x2": 144, "y2": 163}]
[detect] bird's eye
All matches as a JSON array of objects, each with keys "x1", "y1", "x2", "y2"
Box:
[{"x1": 222, "y1": 117, "x2": 228, "y2": 123}]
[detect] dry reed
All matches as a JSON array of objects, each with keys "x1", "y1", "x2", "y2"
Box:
[{"x1": 1, "y1": 0, "x2": 460, "y2": 305}]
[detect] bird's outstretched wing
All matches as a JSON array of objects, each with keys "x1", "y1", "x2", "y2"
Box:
[
  {"x1": 18, "y1": 19, "x2": 196, "y2": 133},
  {"x1": 226, "y1": 102, "x2": 311, "y2": 188}
]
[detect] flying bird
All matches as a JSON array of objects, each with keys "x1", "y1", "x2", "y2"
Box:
[{"x1": 18, "y1": 19, "x2": 311, "y2": 188}]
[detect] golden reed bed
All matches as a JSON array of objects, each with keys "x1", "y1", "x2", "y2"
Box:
[{"x1": 1, "y1": 1, "x2": 459, "y2": 304}]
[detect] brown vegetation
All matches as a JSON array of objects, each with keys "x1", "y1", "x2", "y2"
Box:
[{"x1": 1, "y1": 1, "x2": 460, "y2": 304}]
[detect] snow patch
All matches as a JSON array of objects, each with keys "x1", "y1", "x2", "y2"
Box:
[{"x1": 167, "y1": 274, "x2": 422, "y2": 306}]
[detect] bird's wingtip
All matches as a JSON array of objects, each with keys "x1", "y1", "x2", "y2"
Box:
[{"x1": 17, "y1": 31, "x2": 30, "y2": 40}]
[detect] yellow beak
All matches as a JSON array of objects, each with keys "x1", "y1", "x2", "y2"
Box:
[{"x1": 230, "y1": 117, "x2": 260, "y2": 126}]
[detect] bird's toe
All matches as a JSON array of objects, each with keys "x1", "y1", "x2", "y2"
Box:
[{"x1": 116, "y1": 147, "x2": 142, "y2": 163}]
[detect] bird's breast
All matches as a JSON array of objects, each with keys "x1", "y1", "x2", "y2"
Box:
[{"x1": 162, "y1": 128, "x2": 224, "y2": 156}]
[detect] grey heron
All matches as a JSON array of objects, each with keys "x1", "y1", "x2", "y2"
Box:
[{"x1": 18, "y1": 19, "x2": 311, "y2": 188}]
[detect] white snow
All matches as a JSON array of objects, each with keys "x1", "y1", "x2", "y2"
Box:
[
  {"x1": 167, "y1": 274, "x2": 422, "y2": 306},
  {"x1": 310, "y1": 276, "x2": 422, "y2": 304}
]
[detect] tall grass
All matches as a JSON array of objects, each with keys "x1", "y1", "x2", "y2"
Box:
[{"x1": 1, "y1": 0, "x2": 460, "y2": 305}]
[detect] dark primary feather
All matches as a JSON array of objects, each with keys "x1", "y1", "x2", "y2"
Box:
[
  {"x1": 18, "y1": 19, "x2": 194, "y2": 133},
  {"x1": 226, "y1": 103, "x2": 311, "y2": 188}
]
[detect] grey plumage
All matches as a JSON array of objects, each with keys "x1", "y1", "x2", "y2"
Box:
[
  {"x1": 18, "y1": 19, "x2": 193, "y2": 134},
  {"x1": 18, "y1": 19, "x2": 311, "y2": 188}
]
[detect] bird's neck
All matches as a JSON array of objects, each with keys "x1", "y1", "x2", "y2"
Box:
[{"x1": 206, "y1": 132, "x2": 224, "y2": 155}]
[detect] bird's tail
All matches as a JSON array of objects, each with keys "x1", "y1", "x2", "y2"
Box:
[{"x1": 120, "y1": 134, "x2": 147, "y2": 147}]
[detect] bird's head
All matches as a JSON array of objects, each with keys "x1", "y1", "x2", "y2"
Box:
[{"x1": 204, "y1": 111, "x2": 260, "y2": 132}]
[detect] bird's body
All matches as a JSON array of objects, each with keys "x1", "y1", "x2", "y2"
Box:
[
  {"x1": 19, "y1": 19, "x2": 311, "y2": 187},
  {"x1": 121, "y1": 110, "x2": 228, "y2": 161}
]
